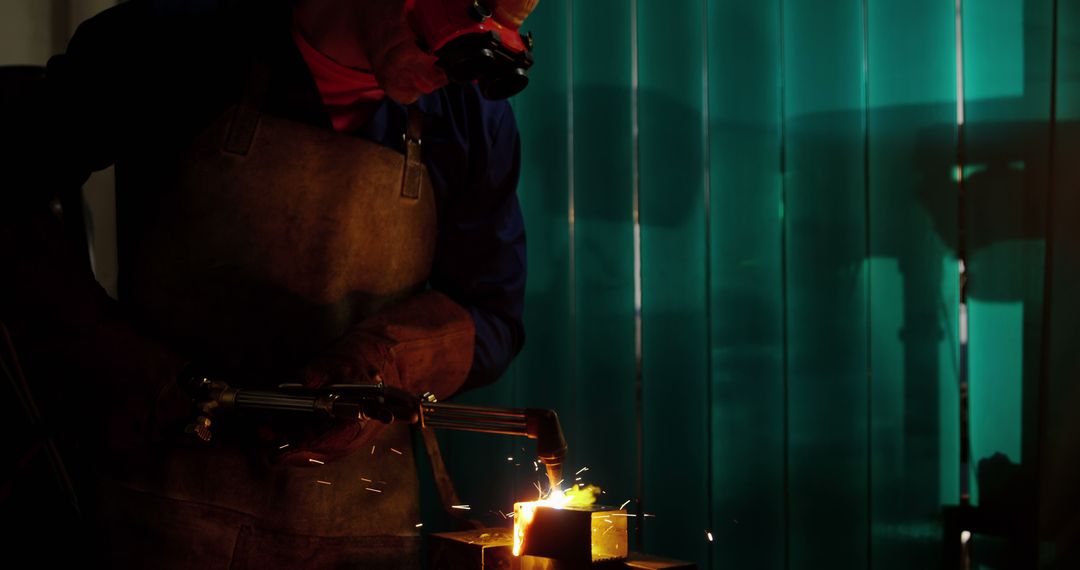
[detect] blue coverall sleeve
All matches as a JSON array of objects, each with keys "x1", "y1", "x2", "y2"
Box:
[{"x1": 429, "y1": 103, "x2": 527, "y2": 391}]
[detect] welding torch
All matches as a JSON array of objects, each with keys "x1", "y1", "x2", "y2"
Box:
[{"x1": 187, "y1": 378, "x2": 567, "y2": 489}]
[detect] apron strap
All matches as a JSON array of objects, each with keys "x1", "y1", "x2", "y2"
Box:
[
  {"x1": 401, "y1": 106, "x2": 425, "y2": 200},
  {"x1": 226, "y1": 65, "x2": 426, "y2": 204},
  {"x1": 224, "y1": 63, "x2": 272, "y2": 156}
]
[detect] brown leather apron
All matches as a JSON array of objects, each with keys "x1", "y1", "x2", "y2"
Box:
[{"x1": 100, "y1": 67, "x2": 435, "y2": 568}]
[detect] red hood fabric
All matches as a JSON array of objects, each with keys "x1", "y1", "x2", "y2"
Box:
[{"x1": 292, "y1": 23, "x2": 386, "y2": 132}]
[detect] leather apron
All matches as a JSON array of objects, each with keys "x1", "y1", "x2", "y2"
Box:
[{"x1": 100, "y1": 67, "x2": 436, "y2": 569}]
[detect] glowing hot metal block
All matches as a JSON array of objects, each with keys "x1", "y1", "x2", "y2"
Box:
[
  {"x1": 513, "y1": 504, "x2": 629, "y2": 563},
  {"x1": 518, "y1": 555, "x2": 695, "y2": 570},
  {"x1": 428, "y1": 527, "x2": 695, "y2": 569}
]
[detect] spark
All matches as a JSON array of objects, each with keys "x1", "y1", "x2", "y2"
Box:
[
  {"x1": 365, "y1": 487, "x2": 383, "y2": 493},
  {"x1": 315, "y1": 480, "x2": 332, "y2": 486},
  {"x1": 603, "y1": 525, "x2": 613, "y2": 535},
  {"x1": 371, "y1": 445, "x2": 376, "y2": 454},
  {"x1": 507, "y1": 456, "x2": 514, "y2": 461},
  {"x1": 390, "y1": 448, "x2": 403, "y2": 455},
  {"x1": 308, "y1": 458, "x2": 325, "y2": 465},
  {"x1": 416, "y1": 523, "x2": 424, "y2": 528},
  {"x1": 575, "y1": 467, "x2": 589, "y2": 475},
  {"x1": 533, "y1": 481, "x2": 543, "y2": 495},
  {"x1": 452, "y1": 505, "x2": 472, "y2": 510},
  {"x1": 643, "y1": 513, "x2": 656, "y2": 518},
  {"x1": 533, "y1": 461, "x2": 539, "y2": 472},
  {"x1": 612, "y1": 513, "x2": 637, "y2": 517},
  {"x1": 575, "y1": 477, "x2": 582, "y2": 481},
  {"x1": 706, "y1": 531, "x2": 714, "y2": 542},
  {"x1": 278, "y1": 443, "x2": 290, "y2": 450},
  {"x1": 554, "y1": 479, "x2": 564, "y2": 488},
  {"x1": 619, "y1": 499, "x2": 631, "y2": 510},
  {"x1": 360, "y1": 477, "x2": 372, "y2": 483}
]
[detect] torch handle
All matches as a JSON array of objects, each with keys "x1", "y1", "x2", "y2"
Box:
[
  {"x1": 230, "y1": 389, "x2": 323, "y2": 413},
  {"x1": 189, "y1": 379, "x2": 565, "y2": 486}
]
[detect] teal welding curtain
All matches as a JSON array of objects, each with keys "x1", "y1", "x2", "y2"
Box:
[{"x1": 436, "y1": 1, "x2": 1080, "y2": 568}]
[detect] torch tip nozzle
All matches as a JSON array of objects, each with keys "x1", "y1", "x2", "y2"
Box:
[{"x1": 544, "y1": 463, "x2": 562, "y2": 491}]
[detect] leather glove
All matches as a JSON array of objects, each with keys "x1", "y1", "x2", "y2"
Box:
[
  {"x1": 359, "y1": 0, "x2": 447, "y2": 104},
  {"x1": 277, "y1": 290, "x2": 475, "y2": 465}
]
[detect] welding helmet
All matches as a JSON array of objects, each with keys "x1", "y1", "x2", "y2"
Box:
[{"x1": 406, "y1": 0, "x2": 538, "y2": 99}]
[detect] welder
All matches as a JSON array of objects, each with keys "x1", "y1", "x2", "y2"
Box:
[{"x1": 0, "y1": 0, "x2": 537, "y2": 567}]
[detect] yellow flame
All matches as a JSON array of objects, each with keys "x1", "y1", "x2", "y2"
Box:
[
  {"x1": 512, "y1": 484, "x2": 602, "y2": 556},
  {"x1": 551, "y1": 484, "x2": 601, "y2": 507}
]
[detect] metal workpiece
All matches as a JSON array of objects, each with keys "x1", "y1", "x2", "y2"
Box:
[
  {"x1": 618, "y1": 556, "x2": 695, "y2": 569},
  {"x1": 429, "y1": 529, "x2": 518, "y2": 570},
  {"x1": 518, "y1": 557, "x2": 695, "y2": 570},
  {"x1": 427, "y1": 528, "x2": 695, "y2": 570},
  {"x1": 513, "y1": 505, "x2": 628, "y2": 564}
]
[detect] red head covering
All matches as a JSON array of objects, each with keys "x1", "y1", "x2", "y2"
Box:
[{"x1": 292, "y1": 23, "x2": 386, "y2": 132}]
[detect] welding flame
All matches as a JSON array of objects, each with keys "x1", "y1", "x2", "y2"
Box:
[{"x1": 513, "y1": 484, "x2": 601, "y2": 556}]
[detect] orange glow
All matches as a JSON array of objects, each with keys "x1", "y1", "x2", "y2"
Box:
[{"x1": 512, "y1": 484, "x2": 601, "y2": 556}]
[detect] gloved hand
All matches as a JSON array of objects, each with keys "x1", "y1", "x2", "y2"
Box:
[
  {"x1": 371, "y1": 38, "x2": 447, "y2": 105},
  {"x1": 277, "y1": 290, "x2": 475, "y2": 465},
  {"x1": 359, "y1": 0, "x2": 447, "y2": 104}
]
